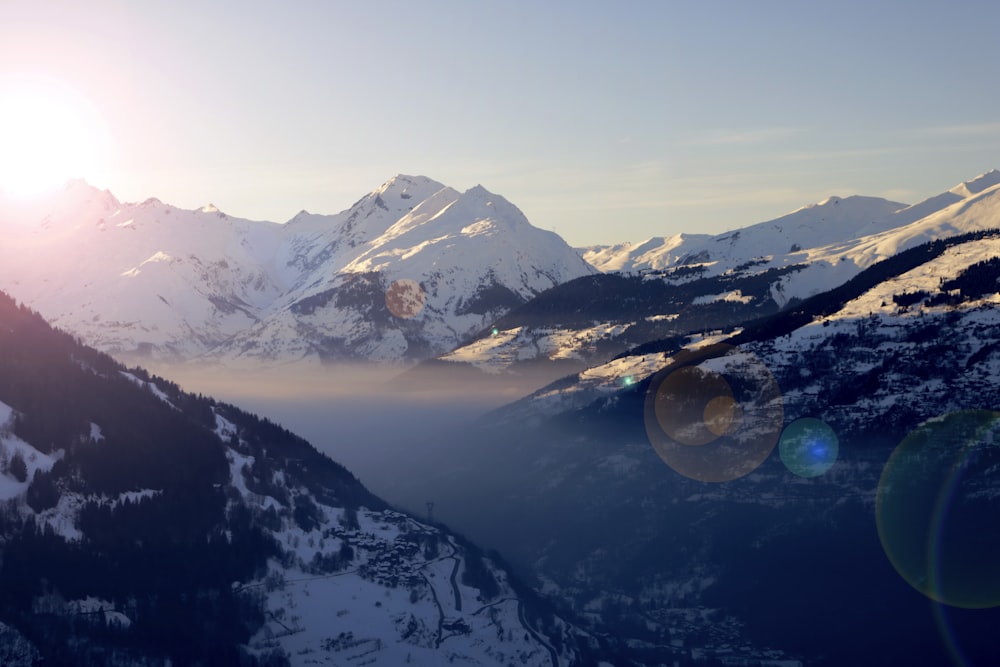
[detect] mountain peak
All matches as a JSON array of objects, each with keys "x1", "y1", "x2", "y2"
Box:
[
  {"x1": 375, "y1": 174, "x2": 444, "y2": 198},
  {"x1": 465, "y1": 184, "x2": 492, "y2": 197},
  {"x1": 950, "y1": 169, "x2": 1000, "y2": 198},
  {"x1": 450, "y1": 184, "x2": 531, "y2": 230},
  {"x1": 61, "y1": 177, "x2": 94, "y2": 191}
]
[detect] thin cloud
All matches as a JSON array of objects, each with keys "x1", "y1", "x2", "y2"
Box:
[
  {"x1": 904, "y1": 122, "x2": 1000, "y2": 138},
  {"x1": 774, "y1": 145, "x2": 910, "y2": 162},
  {"x1": 697, "y1": 127, "x2": 804, "y2": 146}
]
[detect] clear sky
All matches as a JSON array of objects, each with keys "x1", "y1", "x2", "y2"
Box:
[{"x1": 1, "y1": 0, "x2": 998, "y2": 246}]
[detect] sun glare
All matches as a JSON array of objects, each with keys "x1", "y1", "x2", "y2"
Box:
[{"x1": 0, "y1": 78, "x2": 109, "y2": 198}]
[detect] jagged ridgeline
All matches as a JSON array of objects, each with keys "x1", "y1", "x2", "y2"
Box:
[
  {"x1": 0, "y1": 291, "x2": 626, "y2": 665},
  {"x1": 0, "y1": 176, "x2": 596, "y2": 366}
]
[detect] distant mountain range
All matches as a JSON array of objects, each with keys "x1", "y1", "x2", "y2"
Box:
[
  {"x1": 432, "y1": 169, "x2": 1000, "y2": 379},
  {"x1": 0, "y1": 175, "x2": 594, "y2": 366},
  {"x1": 579, "y1": 169, "x2": 1000, "y2": 278},
  {"x1": 4, "y1": 170, "x2": 999, "y2": 375}
]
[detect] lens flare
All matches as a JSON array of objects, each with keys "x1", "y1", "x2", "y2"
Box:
[
  {"x1": 779, "y1": 418, "x2": 839, "y2": 477},
  {"x1": 704, "y1": 394, "x2": 739, "y2": 437},
  {"x1": 654, "y1": 365, "x2": 737, "y2": 446},
  {"x1": 385, "y1": 279, "x2": 426, "y2": 319},
  {"x1": 876, "y1": 410, "x2": 1000, "y2": 609},
  {"x1": 643, "y1": 344, "x2": 783, "y2": 482}
]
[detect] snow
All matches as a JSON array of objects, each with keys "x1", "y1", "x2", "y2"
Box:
[
  {"x1": 64, "y1": 598, "x2": 132, "y2": 629},
  {"x1": 692, "y1": 289, "x2": 754, "y2": 305},
  {"x1": 214, "y1": 410, "x2": 238, "y2": 441},
  {"x1": 37, "y1": 491, "x2": 85, "y2": 541},
  {"x1": 246, "y1": 505, "x2": 568, "y2": 666},
  {"x1": 210, "y1": 179, "x2": 596, "y2": 366},
  {"x1": 493, "y1": 352, "x2": 672, "y2": 424},
  {"x1": 948, "y1": 168, "x2": 1000, "y2": 198},
  {"x1": 834, "y1": 237, "x2": 1000, "y2": 321},
  {"x1": 119, "y1": 371, "x2": 175, "y2": 407},
  {"x1": 580, "y1": 234, "x2": 707, "y2": 273},
  {"x1": 580, "y1": 194, "x2": 907, "y2": 275},
  {"x1": 9, "y1": 169, "x2": 996, "y2": 370},
  {"x1": 111, "y1": 489, "x2": 160, "y2": 507},
  {"x1": 579, "y1": 174, "x2": 1000, "y2": 320},
  {"x1": 766, "y1": 178, "x2": 1000, "y2": 304},
  {"x1": 0, "y1": 400, "x2": 59, "y2": 501},
  {"x1": 225, "y1": 448, "x2": 254, "y2": 499},
  {"x1": 441, "y1": 322, "x2": 630, "y2": 372},
  {"x1": 0, "y1": 175, "x2": 595, "y2": 366},
  {"x1": 0, "y1": 400, "x2": 13, "y2": 430},
  {"x1": 140, "y1": 251, "x2": 173, "y2": 266}
]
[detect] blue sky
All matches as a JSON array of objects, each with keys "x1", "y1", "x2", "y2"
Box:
[{"x1": 1, "y1": 0, "x2": 998, "y2": 245}]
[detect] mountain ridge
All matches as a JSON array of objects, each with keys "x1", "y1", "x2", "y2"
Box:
[
  {"x1": 0, "y1": 175, "x2": 595, "y2": 366},
  {"x1": 580, "y1": 170, "x2": 1000, "y2": 276}
]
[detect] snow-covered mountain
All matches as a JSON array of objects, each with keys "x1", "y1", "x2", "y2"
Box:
[
  {"x1": 0, "y1": 175, "x2": 594, "y2": 365},
  {"x1": 431, "y1": 170, "x2": 1000, "y2": 379},
  {"x1": 579, "y1": 169, "x2": 1000, "y2": 279},
  {"x1": 215, "y1": 177, "x2": 596, "y2": 364},
  {"x1": 577, "y1": 194, "x2": 908, "y2": 274}
]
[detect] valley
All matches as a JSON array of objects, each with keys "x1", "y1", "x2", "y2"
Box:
[{"x1": 2, "y1": 171, "x2": 1000, "y2": 664}]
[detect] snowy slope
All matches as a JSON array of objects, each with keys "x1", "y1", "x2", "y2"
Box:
[
  {"x1": 579, "y1": 194, "x2": 907, "y2": 274},
  {"x1": 0, "y1": 176, "x2": 594, "y2": 365},
  {"x1": 505, "y1": 223, "x2": 1000, "y2": 429},
  {"x1": 0, "y1": 400, "x2": 58, "y2": 503},
  {"x1": 0, "y1": 180, "x2": 286, "y2": 360},
  {"x1": 768, "y1": 172, "x2": 1000, "y2": 305},
  {"x1": 211, "y1": 179, "x2": 596, "y2": 364},
  {"x1": 578, "y1": 234, "x2": 706, "y2": 273}
]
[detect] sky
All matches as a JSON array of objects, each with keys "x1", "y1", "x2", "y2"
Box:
[{"x1": 0, "y1": 0, "x2": 998, "y2": 247}]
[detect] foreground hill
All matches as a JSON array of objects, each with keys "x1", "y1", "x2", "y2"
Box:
[{"x1": 0, "y1": 290, "x2": 626, "y2": 665}]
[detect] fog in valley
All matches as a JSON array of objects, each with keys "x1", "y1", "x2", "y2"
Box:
[{"x1": 150, "y1": 362, "x2": 565, "y2": 550}]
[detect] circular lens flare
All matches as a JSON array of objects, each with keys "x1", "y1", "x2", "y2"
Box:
[
  {"x1": 654, "y1": 365, "x2": 737, "y2": 446},
  {"x1": 385, "y1": 279, "x2": 426, "y2": 319},
  {"x1": 644, "y1": 344, "x2": 783, "y2": 482},
  {"x1": 779, "y1": 418, "x2": 839, "y2": 477},
  {"x1": 876, "y1": 410, "x2": 1000, "y2": 609},
  {"x1": 704, "y1": 395, "x2": 739, "y2": 437}
]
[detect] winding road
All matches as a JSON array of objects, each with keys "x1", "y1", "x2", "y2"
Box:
[
  {"x1": 415, "y1": 535, "x2": 560, "y2": 665},
  {"x1": 517, "y1": 601, "x2": 559, "y2": 667}
]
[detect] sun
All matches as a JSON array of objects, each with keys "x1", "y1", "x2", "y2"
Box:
[{"x1": 0, "y1": 77, "x2": 109, "y2": 197}]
